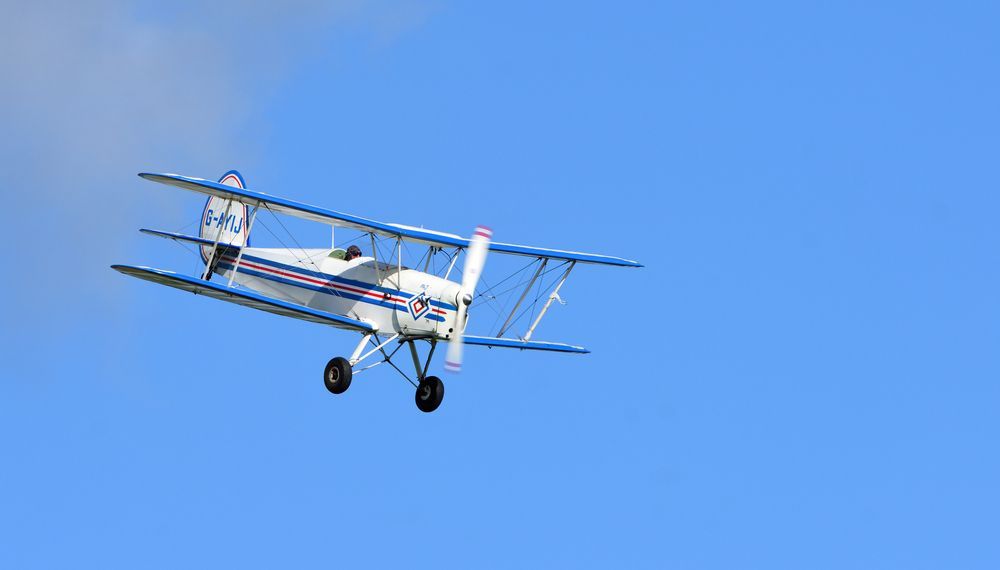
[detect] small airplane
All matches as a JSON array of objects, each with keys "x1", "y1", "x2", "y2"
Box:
[{"x1": 113, "y1": 171, "x2": 642, "y2": 412}]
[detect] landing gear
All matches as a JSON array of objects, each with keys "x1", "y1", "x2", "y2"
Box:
[
  {"x1": 415, "y1": 375, "x2": 444, "y2": 413},
  {"x1": 324, "y1": 356, "x2": 352, "y2": 394},
  {"x1": 328, "y1": 335, "x2": 445, "y2": 411}
]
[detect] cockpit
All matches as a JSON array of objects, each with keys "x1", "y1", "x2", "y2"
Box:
[{"x1": 329, "y1": 244, "x2": 364, "y2": 261}]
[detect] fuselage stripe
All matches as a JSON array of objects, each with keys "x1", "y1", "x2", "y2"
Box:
[
  {"x1": 229, "y1": 252, "x2": 458, "y2": 311},
  {"x1": 225, "y1": 256, "x2": 447, "y2": 314},
  {"x1": 217, "y1": 256, "x2": 449, "y2": 322}
]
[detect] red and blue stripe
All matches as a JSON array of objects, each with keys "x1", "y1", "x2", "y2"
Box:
[{"x1": 217, "y1": 253, "x2": 455, "y2": 323}]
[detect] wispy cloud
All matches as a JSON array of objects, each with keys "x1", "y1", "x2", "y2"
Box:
[{"x1": 0, "y1": 0, "x2": 430, "y2": 357}]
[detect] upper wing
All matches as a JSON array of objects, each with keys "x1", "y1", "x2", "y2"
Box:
[
  {"x1": 112, "y1": 264, "x2": 375, "y2": 332},
  {"x1": 139, "y1": 172, "x2": 642, "y2": 268}
]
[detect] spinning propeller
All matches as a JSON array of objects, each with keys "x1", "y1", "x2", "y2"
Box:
[{"x1": 444, "y1": 226, "x2": 492, "y2": 373}]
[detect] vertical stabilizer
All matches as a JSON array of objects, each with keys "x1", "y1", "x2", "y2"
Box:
[{"x1": 199, "y1": 170, "x2": 250, "y2": 262}]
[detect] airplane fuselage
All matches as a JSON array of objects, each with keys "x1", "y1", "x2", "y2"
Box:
[{"x1": 216, "y1": 248, "x2": 463, "y2": 339}]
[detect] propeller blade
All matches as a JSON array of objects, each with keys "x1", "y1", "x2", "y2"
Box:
[
  {"x1": 461, "y1": 226, "x2": 491, "y2": 294},
  {"x1": 444, "y1": 331, "x2": 464, "y2": 373},
  {"x1": 445, "y1": 226, "x2": 491, "y2": 373}
]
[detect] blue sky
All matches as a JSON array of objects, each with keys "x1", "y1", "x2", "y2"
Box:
[{"x1": 2, "y1": 1, "x2": 999, "y2": 567}]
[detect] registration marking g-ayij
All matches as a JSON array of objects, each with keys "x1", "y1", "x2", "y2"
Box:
[{"x1": 113, "y1": 170, "x2": 642, "y2": 413}]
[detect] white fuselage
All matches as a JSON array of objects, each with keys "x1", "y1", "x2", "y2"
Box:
[{"x1": 216, "y1": 248, "x2": 463, "y2": 338}]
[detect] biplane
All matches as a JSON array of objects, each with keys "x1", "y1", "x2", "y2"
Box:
[{"x1": 113, "y1": 171, "x2": 642, "y2": 412}]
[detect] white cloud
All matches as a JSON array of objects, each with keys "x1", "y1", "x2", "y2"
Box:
[{"x1": 0, "y1": 0, "x2": 430, "y2": 352}]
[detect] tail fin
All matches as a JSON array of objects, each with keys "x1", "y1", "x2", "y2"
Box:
[{"x1": 199, "y1": 170, "x2": 251, "y2": 262}]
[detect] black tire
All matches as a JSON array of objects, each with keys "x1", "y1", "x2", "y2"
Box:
[
  {"x1": 324, "y1": 357, "x2": 352, "y2": 394},
  {"x1": 415, "y1": 375, "x2": 445, "y2": 413}
]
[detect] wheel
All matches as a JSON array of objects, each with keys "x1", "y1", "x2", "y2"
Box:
[
  {"x1": 324, "y1": 357, "x2": 352, "y2": 394},
  {"x1": 415, "y1": 376, "x2": 444, "y2": 413}
]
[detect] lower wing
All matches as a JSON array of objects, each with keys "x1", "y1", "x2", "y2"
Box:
[
  {"x1": 462, "y1": 335, "x2": 589, "y2": 354},
  {"x1": 112, "y1": 265, "x2": 374, "y2": 332}
]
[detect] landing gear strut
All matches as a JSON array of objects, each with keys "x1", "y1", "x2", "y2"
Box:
[
  {"x1": 324, "y1": 335, "x2": 447, "y2": 412},
  {"x1": 324, "y1": 333, "x2": 377, "y2": 395},
  {"x1": 407, "y1": 340, "x2": 445, "y2": 413},
  {"x1": 415, "y1": 375, "x2": 444, "y2": 413}
]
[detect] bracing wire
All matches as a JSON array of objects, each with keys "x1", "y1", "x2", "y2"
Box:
[
  {"x1": 254, "y1": 213, "x2": 346, "y2": 300},
  {"x1": 509, "y1": 260, "x2": 570, "y2": 337},
  {"x1": 475, "y1": 257, "x2": 541, "y2": 301},
  {"x1": 369, "y1": 334, "x2": 416, "y2": 387},
  {"x1": 484, "y1": 259, "x2": 547, "y2": 334},
  {"x1": 465, "y1": 257, "x2": 565, "y2": 338},
  {"x1": 262, "y1": 203, "x2": 326, "y2": 275}
]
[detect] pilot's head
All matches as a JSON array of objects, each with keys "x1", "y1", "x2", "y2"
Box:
[{"x1": 345, "y1": 245, "x2": 362, "y2": 261}]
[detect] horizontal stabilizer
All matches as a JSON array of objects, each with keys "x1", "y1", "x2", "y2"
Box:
[
  {"x1": 462, "y1": 335, "x2": 589, "y2": 354},
  {"x1": 140, "y1": 228, "x2": 241, "y2": 251},
  {"x1": 111, "y1": 265, "x2": 374, "y2": 332}
]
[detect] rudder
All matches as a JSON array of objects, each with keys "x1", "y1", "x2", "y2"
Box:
[{"x1": 199, "y1": 170, "x2": 250, "y2": 262}]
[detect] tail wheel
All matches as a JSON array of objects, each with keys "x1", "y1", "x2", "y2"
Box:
[
  {"x1": 324, "y1": 357, "x2": 352, "y2": 394},
  {"x1": 415, "y1": 376, "x2": 445, "y2": 413}
]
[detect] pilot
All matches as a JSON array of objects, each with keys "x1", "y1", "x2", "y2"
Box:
[{"x1": 344, "y1": 245, "x2": 362, "y2": 261}]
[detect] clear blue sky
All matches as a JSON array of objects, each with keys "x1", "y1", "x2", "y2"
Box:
[{"x1": 2, "y1": 1, "x2": 999, "y2": 567}]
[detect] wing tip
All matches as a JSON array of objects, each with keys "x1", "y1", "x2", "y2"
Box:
[
  {"x1": 111, "y1": 263, "x2": 173, "y2": 279},
  {"x1": 138, "y1": 172, "x2": 186, "y2": 183},
  {"x1": 110, "y1": 263, "x2": 142, "y2": 273}
]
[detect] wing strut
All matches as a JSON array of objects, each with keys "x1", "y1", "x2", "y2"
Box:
[
  {"x1": 497, "y1": 258, "x2": 547, "y2": 338},
  {"x1": 524, "y1": 261, "x2": 576, "y2": 341},
  {"x1": 396, "y1": 238, "x2": 403, "y2": 290},
  {"x1": 226, "y1": 202, "x2": 260, "y2": 287},
  {"x1": 444, "y1": 249, "x2": 460, "y2": 280},
  {"x1": 369, "y1": 233, "x2": 382, "y2": 285}
]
